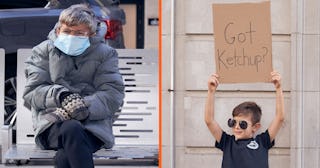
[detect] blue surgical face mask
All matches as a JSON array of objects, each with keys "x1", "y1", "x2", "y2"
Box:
[{"x1": 54, "y1": 33, "x2": 90, "y2": 56}]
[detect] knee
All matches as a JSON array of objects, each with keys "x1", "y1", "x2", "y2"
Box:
[{"x1": 59, "y1": 120, "x2": 83, "y2": 136}]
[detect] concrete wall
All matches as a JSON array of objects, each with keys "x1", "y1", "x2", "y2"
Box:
[
  {"x1": 121, "y1": 0, "x2": 159, "y2": 49},
  {"x1": 162, "y1": 0, "x2": 320, "y2": 167},
  {"x1": 290, "y1": 0, "x2": 320, "y2": 167},
  {"x1": 145, "y1": 0, "x2": 159, "y2": 49}
]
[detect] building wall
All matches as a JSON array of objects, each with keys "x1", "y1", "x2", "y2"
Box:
[
  {"x1": 145, "y1": 0, "x2": 159, "y2": 49},
  {"x1": 120, "y1": 0, "x2": 159, "y2": 49},
  {"x1": 290, "y1": 0, "x2": 320, "y2": 167},
  {"x1": 162, "y1": 0, "x2": 320, "y2": 167}
]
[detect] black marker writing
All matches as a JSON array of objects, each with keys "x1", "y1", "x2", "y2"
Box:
[
  {"x1": 217, "y1": 47, "x2": 268, "y2": 72},
  {"x1": 218, "y1": 22, "x2": 268, "y2": 72},
  {"x1": 224, "y1": 22, "x2": 256, "y2": 44}
]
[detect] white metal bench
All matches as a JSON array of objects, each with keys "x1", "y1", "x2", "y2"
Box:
[{"x1": 1, "y1": 48, "x2": 159, "y2": 165}]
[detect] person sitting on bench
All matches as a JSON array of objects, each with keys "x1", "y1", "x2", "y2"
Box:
[{"x1": 23, "y1": 4, "x2": 125, "y2": 168}]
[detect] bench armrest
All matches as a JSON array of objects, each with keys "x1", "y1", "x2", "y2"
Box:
[{"x1": 1, "y1": 111, "x2": 16, "y2": 163}]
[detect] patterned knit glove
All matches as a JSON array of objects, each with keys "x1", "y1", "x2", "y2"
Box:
[
  {"x1": 60, "y1": 93, "x2": 89, "y2": 121},
  {"x1": 45, "y1": 108, "x2": 71, "y2": 122}
]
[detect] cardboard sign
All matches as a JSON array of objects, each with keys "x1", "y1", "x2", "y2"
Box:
[{"x1": 212, "y1": 1, "x2": 272, "y2": 83}]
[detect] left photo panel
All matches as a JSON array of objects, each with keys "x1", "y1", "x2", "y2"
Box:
[{"x1": 0, "y1": 0, "x2": 160, "y2": 167}]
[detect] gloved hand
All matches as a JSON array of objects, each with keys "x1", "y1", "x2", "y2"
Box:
[
  {"x1": 45, "y1": 108, "x2": 70, "y2": 122},
  {"x1": 60, "y1": 92, "x2": 89, "y2": 121}
]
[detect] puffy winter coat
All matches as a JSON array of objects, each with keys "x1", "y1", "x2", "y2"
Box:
[{"x1": 23, "y1": 28, "x2": 125, "y2": 149}]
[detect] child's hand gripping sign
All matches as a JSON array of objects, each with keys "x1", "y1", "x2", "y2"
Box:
[{"x1": 212, "y1": 1, "x2": 272, "y2": 83}]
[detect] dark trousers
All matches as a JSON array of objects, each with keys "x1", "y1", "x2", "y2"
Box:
[{"x1": 39, "y1": 120, "x2": 104, "y2": 168}]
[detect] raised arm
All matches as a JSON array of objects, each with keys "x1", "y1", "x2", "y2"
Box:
[
  {"x1": 268, "y1": 71, "x2": 285, "y2": 142},
  {"x1": 204, "y1": 74, "x2": 223, "y2": 142}
]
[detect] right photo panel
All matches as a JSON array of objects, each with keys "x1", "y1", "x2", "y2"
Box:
[{"x1": 161, "y1": 0, "x2": 320, "y2": 168}]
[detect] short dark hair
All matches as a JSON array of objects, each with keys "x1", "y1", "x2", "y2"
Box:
[{"x1": 232, "y1": 101, "x2": 262, "y2": 124}]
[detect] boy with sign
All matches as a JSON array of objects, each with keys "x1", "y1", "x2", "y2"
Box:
[{"x1": 204, "y1": 71, "x2": 285, "y2": 167}]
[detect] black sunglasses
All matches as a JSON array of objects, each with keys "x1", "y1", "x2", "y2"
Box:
[{"x1": 228, "y1": 118, "x2": 248, "y2": 129}]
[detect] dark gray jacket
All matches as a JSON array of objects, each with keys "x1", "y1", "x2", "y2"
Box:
[{"x1": 23, "y1": 28, "x2": 125, "y2": 149}]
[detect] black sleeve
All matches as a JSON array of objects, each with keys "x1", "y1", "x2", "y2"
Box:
[
  {"x1": 257, "y1": 130, "x2": 275, "y2": 149},
  {"x1": 215, "y1": 131, "x2": 231, "y2": 151}
]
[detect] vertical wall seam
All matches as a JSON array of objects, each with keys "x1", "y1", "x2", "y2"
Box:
[
  {"x1": 170, "y1": 0, "x2": 176, "y2": 167},
  {"x1": 300, "y1": 0, "x2": 305, "y2": 167}
]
